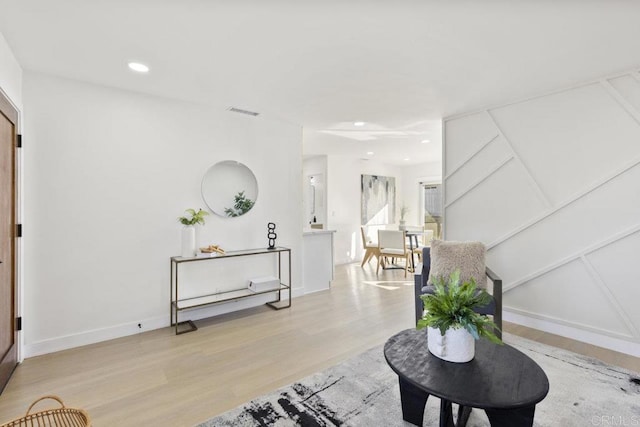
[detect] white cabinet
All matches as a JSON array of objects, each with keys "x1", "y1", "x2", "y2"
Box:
[{"x1": 302, "y1": 230, "x2": 335, "y2": 294}]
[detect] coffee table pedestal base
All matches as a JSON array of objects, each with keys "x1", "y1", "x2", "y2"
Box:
[
  {"x1": 399, "y1": 377, "x2": 429, "y2": 425},
  {"x1": 485, "y1": 407, "x2": 536, "y2": 427},
  {"x1": 398, "y1": 378, "x2": 536, "y2": 427}
]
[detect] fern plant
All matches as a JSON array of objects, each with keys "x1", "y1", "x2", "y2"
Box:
[
  {"x1": 417, "y1": 270, "x2": 502, "y2": 344},
  {"x1": 178, "y1": 208, "x2": 209, "y2": 226}
]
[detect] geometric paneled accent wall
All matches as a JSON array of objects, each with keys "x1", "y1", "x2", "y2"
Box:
[{"x1": 443, "y1": 70, "x2": 640, "y2": 354}]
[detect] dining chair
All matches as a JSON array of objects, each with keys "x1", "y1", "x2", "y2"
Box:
[
  {"x1": 377, "y1": 230, "x2": 411, "y2": 277},
  {"x1": 360, "y1": 226, "x2": 380, "y2": 267}
]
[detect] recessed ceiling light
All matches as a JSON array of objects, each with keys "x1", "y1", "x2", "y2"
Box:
[
  {"x1": 128, "y1": 62, "x2": 149, "y2": 73},
  {"x1": 404, "y1": 158, "x2": 410, "y2": 161},
  {"x1": 367, "y1": 151, "x2": 374, "y2": 155},
  {"x1": 421, "y1": 139, "x2": 430, "y2": 144},
  {"x1": 354, "y1": 121, "x2": 365, "y2": 127}
]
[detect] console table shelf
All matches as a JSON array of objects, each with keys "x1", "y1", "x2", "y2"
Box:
[{"x1": 170, "y1": 246, "x2": 292, "y2": 335}]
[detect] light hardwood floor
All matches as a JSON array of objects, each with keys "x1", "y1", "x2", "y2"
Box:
[{"x1": 0, "y1": 263, "x2": 638, "y2": 426}]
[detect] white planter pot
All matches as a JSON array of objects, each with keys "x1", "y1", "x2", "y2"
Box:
[
  {"x1": 181, "y1": 225, "x2": 196, "y2": 257},
  {"x1": 427, "y1": 326, "x2": 475, "y2": 363}
]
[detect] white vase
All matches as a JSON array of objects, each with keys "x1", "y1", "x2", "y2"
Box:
[
  {"x1": 427, "y1": 326, "x2": 475, "y2": 363},
  {"x1": 181, "y1": 225, "x2": 196, "y2": 257},
  {"x1": 399, "y1": 220, "x2": 406, "y2": 230}
]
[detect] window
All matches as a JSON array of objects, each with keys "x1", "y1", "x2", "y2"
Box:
[{"x1": 423, "y1": 184, "x2": 442, "y2": 221}]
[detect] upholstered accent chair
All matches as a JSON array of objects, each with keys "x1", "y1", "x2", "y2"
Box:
[{"x1": 414, "y1": 240, "x2": 503, "y2": 338}]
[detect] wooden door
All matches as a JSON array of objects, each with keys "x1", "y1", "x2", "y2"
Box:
[{"x1": 0, "y1": 90, "x2": 18, "y2": 394}]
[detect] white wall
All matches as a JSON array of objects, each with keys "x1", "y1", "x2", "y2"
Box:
[
  {"x1": 0, "y1": 32, "x2": 22, "y2": 110},
  {"x1": 443, "y1": 68, "x2": 640, "y2": 356},
  {"x1": 326, "y1": 156, "x2": 403, "y2": 265},
  {"x1": 23, "y1": 72, "x2": 303, "y2": 356}
]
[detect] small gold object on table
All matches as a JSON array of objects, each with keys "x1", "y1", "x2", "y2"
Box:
[{"x1": 200, "y1": 244, "x2": 225, "y2": 255}]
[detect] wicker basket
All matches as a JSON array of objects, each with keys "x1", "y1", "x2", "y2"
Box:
[{"x1": 0, "y1": 395, "x2": 91, "y2": 427}]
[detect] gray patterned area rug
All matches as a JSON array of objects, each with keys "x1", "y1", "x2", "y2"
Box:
[{"x1": 197, "y1": 333, "x2": 640, "y2": 426}]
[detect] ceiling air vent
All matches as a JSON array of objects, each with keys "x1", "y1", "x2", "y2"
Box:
[{"x1": 227, "y1": 107, "x2": 259, "y2": 117}]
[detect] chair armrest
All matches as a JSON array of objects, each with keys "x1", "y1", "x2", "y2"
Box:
[
  {"x1": 485, "y1": 266, "x2": 502, "y2": 296},
  {"x1": 485, "y1": 266, "x2": 503, "y2": 339},
  {"x1": 422, "y1": 247, "x2": 431, "y2": 280},
  {"x1": 485, "y1": 266, "x2": 500, "y2": 283},
  {"x1": 414, "y1": 247, "x2": 432, "y2": 325},
  {"x1": 414, "y1": 274, "x2": 424, "y2": 325}
]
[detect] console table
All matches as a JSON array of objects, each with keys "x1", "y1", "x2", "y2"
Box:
[
  {"x1": 384, "y1": 328, "x2": 549, "y2": 427},
  {"x1": 170, "y1": 247, "x2": 291, "y2": 335}
]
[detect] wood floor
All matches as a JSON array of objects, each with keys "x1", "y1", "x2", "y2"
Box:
[{"x1": 0, "y1": 262, "x2": 638, "y2": 426}]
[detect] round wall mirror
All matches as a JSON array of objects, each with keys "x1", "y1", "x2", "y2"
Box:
[{"x1": 201, "y1": 161, "x2": 258, "y2": 217}]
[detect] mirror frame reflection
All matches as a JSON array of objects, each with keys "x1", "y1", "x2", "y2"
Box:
[{"x1": 201, "y1": 160, "x2": 258, "y2": 218}]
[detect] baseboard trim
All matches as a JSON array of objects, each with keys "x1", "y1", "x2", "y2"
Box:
[
  {"x1": 291, "y1": 285, "x2": 305, "y2": 298},
  {"x1": 24, "y1": 315, "x2": 168, "y2": 358},
  {"x1": 24, "y1": 287, "x2": 305, "y2": 358},
  {"x1": 504, "y1": 309, "x2": 640, "y2": 358}
]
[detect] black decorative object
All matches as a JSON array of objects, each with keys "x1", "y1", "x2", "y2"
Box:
[{"x1": 267, "y1": 222, "x2": 277, "y2": 249}]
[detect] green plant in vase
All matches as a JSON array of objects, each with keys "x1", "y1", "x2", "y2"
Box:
[
  {"x1": 178, "y1": 208, "x2": 209, "y2": 258},
  {"x1": 400, "y1": 205, "x2": 409, "y2": 221},
  {"x1": 399, "y1": 204, "x2": 409, "y2": 229},
  {"x1": 178, "y1": 208, "x2": 209, "y2": 226},
  {"x1": 418, "y1": 270, "x2": 501, "y2": 362},
  {"x1": 418, "y1": 269, "x2": 502, "y2": 343}
]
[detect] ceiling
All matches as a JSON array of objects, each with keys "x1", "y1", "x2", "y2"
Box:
[{"x1": 2, "y1": 1, "x2": 640, "y2": 165}]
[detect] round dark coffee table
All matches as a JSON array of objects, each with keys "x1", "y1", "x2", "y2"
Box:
[{"x1": 384, "y1": 328, "x2": 549, "y2": 427}]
